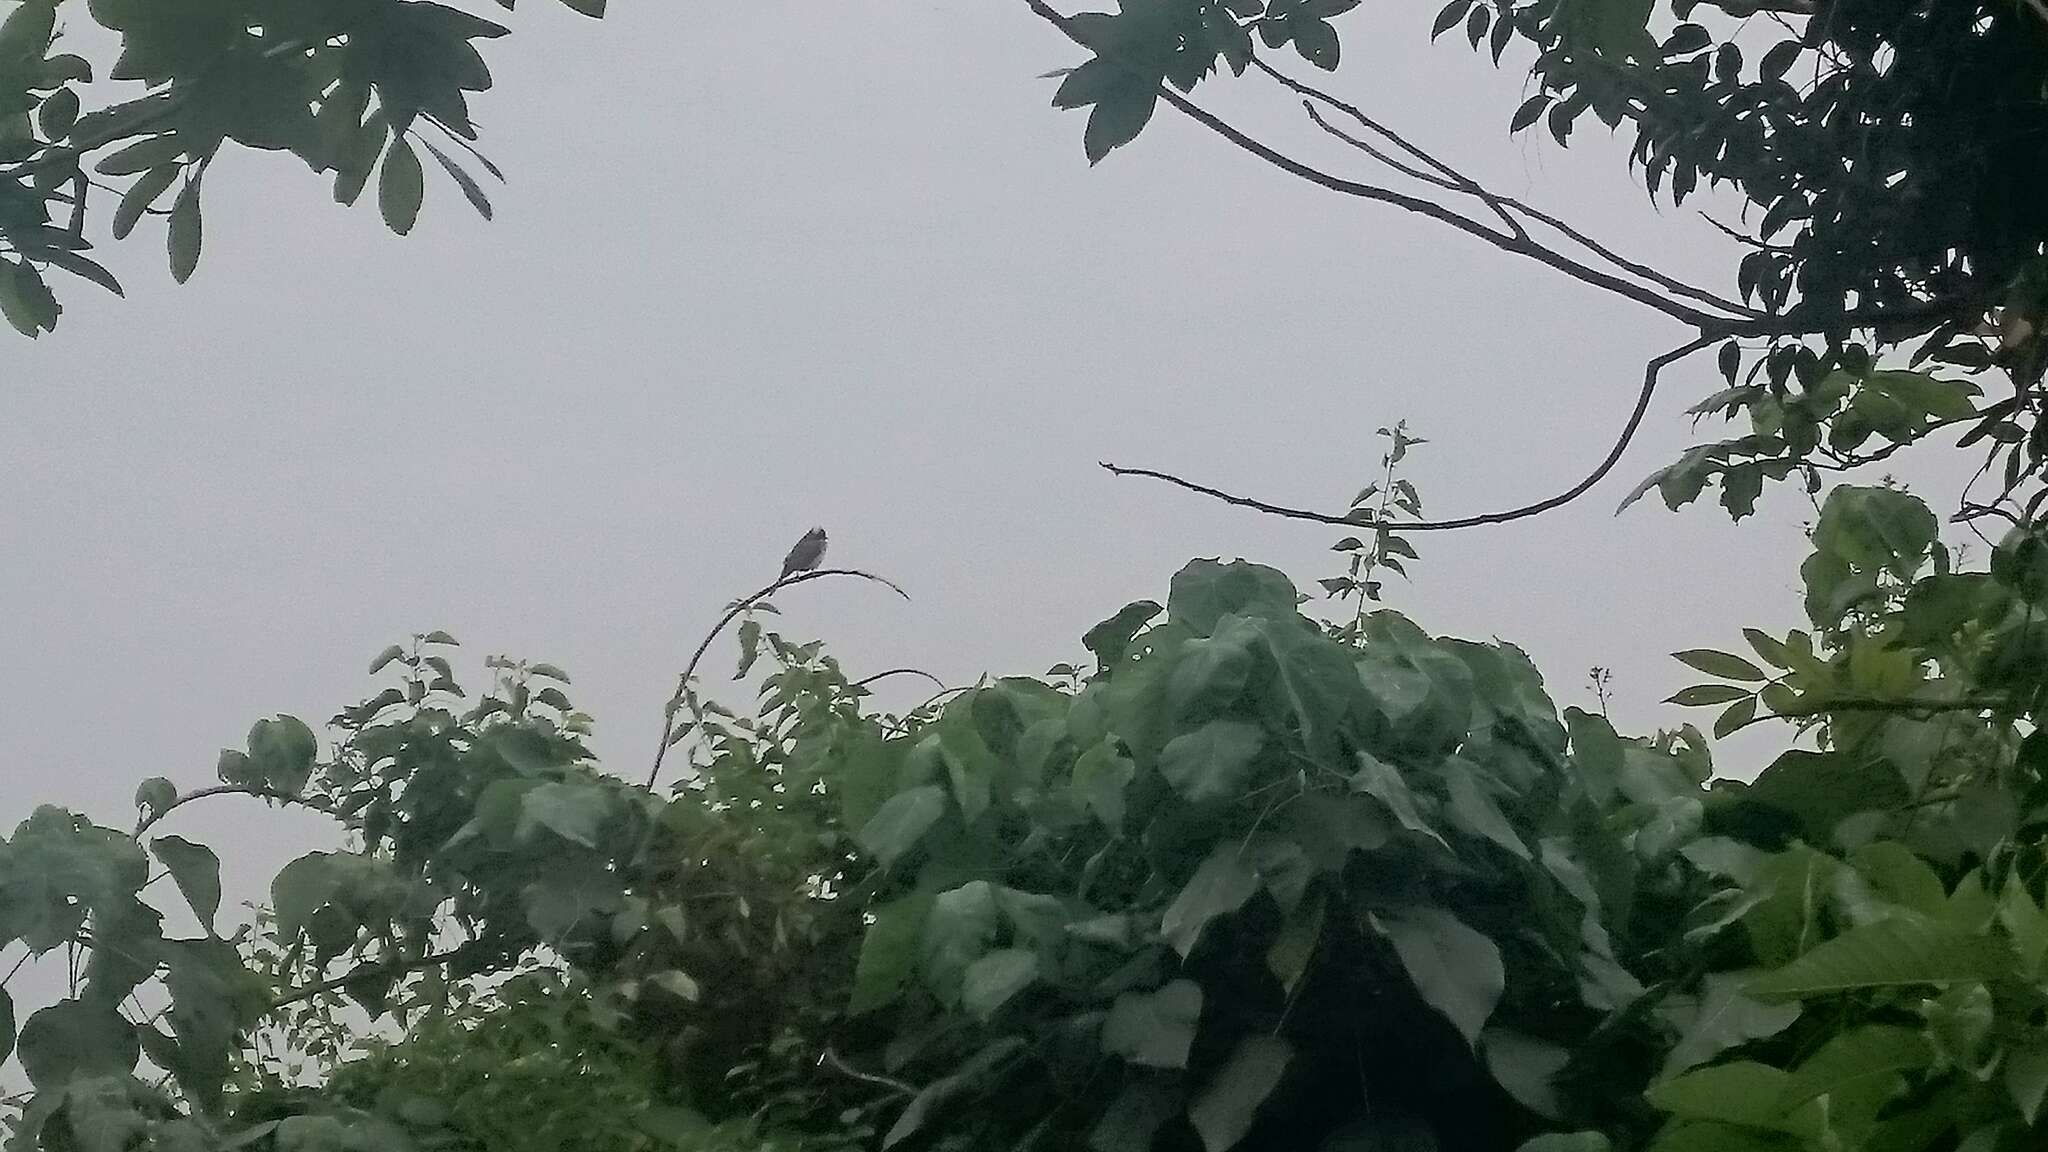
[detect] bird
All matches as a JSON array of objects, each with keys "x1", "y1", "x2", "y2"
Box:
[{"x1": 779, "y1": 527, "x2": 828, "y2": 580}]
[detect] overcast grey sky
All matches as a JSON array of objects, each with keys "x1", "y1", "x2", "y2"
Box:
[{"x1": 0, "y1": 0, "x2": 1966, "y2": 919}]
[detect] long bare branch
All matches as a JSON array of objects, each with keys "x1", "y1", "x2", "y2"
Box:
[{"x1": 1103, "y1": 334, "x2": 1718, "y2": 530}]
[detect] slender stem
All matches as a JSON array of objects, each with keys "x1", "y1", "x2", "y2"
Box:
[
  {"x1": 136, "y1": 785, "x2": 341, "y2": 838},
  {"x1": 852, "y1": 667, "x2": 948, "y2": 691}
]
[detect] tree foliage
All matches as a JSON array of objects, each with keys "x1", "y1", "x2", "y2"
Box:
[{"x1": 0, "y1": 0, "x2": 605, "y2": 336}]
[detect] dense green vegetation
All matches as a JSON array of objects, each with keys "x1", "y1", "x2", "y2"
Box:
[{"x1": 4, "y1": 1, "x2": 2047, "y2": 1151}]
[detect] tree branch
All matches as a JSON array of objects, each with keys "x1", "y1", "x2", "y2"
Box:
[
  {"x1": 269, "y1": 946, "x2": 477, "y2": 1011},
  {"x1": 1103, "y1": 334, "x2": 1717, "y2": 530},
  {"x1": 646, "y1": 567, "x2": 909, "y2": 789},
  {"x1": 135, "y1": 784, "x2": 342, "y2": 838},
  {"x1": 853, "y1": 667, "x2": 949, "y2": 691}
]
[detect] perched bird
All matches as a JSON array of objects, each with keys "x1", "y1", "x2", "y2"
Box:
[{"x1": 780, "y1": 527, "x2": 828, "y2": 579}]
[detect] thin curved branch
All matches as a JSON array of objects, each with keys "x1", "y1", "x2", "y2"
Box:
[
  {"x1": 853, "y1": 667, "x2": 949, "y2": 691},
  {"x1": 646, "y1": 566, "x2": 909, "y2": 789},
  {"x1": 135, "y1": 785, "x2": 342, "y2": 838},
  {"x1": 819, "y1": 1046, "x2": 919, "y2": 1100},
  {"x1": 1104, "y1": 335, "x2": 1717, "y2": 530}
]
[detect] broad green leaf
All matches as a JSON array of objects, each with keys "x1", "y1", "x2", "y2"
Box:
[
  {"x1": 1169, "y1": 628, "x2": 1255, "y2": 714},
  {"x1": 1072, "y1": 738, "x2": 1135, "y2": 828},
  {"x1": 1645, "y1": 1061, "x2": 1789, "y2": 1127},
  {"x1": 1441, "y1": 758, "x2": 1529, "y2": 859},
  {"x1": 560, "y1": 0, "x2": 607, "y2": 15},
  {"x1": 1674, "y1": 649, "x2": 1767, "y2": 681},
  {"x1": 920, "y1": 881, "x2": 998, "y2": 1007},
  {"x1": 1168, "y1": 560, "x2": 1299, "y2": 634},
  {"x1": 1776, "y1": 1025, "x2": 1930, "y2": 1112},
  {"x1": 0, "y1": 1, "x2": 54, "y2": 62},
  {"x1": 1741, "y1": 750, "x2": 1908, "y2": 844},
  {"x1": 1083, "y1": 83, "x2": 1158, "y2": 163},
  {"x1": 1747, "y1": 918, "x2": 2016, "y2": 1000},
  {"x1": 368, "y1": 644, "x2": 406, "y2": 674},
  {"x1": 1083, "y1": 600, "x2": 1161, "y2": 667},
  {"x1": 1372, "y1": 905, "x2": 1503, "y2": 1046},
  {"x1": 856, "y1": 785, "x2": 947, "y2": 867},
  {"x1": 151, "y1": 835, "x2": 222, "y2": 930},
  {"x1": 1266, "y1": 893, "x2": 1325, "y2": 994},
  {"x1": 1742, "y1": 629, "x2": 1793, "y2": 669},
  {"x1": 1161, "y1": 845, "x2": 1260, "y2": 957},
  {"x1": 1484, "y1": 1030, "x2": 1568, "y2": 1120},
  {"x1": 134, "y1": 777, "x2": 177, "y2": 818},
  {"x1": 379, "y1": 136, "x2": 425, "y2": 235},
  {"x1": 1159, "y1": 720, "x2": 1266, "y2": 803},
  {"x1": 1351, "y1": 751, "x2": 1447, "y2": 849},
  {"x1": 960, "y1": 948, "x2": 1039, "y2": 1021},
  {"x1": 2005, "y1": 1041, "x2": 2048, "y2": 1124},
  {"x1": 1188, "y1": 1035, "x2": 1291, "y2": 1152},
  {"x1": 16, "y1": 1000, "x2": 139, "y2": 1088},
  {"x1": 848, "y1": 894, "x2": 932, "y2": 1015},
  {"x1": 168, "y1": 175, "x2": 202, "y2": 284},
  {"x1": 1102, "y1": 979, "x2": 1203, "y2": 1069},
  {"x1": 0, "y1": 988, "x2": 11, "y2": 1065},
  {"x1": 1090, "y1": 1077, "x2": 1184, "y2": 1152},
  {"x1": 518, "y1": 782, "x2": 613, "y2": 848},
  {"x1": 1660, "y1": 971, "x2": 1801, "y2": 1079}
]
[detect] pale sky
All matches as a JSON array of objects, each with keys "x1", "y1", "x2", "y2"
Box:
[{"x1": 1, "y1": 0, "x2": 1968, "y2": 930}]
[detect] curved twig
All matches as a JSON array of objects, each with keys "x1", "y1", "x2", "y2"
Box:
[
  {"x1": 1104, "y1": 334, "x2": 1717, "y2": 530},
  {"x1": 819, "y1": 1046, "x2": 919, "y2": 1099},
  {"x1": 646, "y1": 567, "x2": 909, "y2": 789},
  {"x1": 853, "y1": 667, "x2": 949, "y2": 691},
  {"x1": 135, "y1": 785, "x2": 342, "y2": 838}
]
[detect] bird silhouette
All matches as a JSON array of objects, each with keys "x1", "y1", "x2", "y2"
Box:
[{"x1": 779, "y1": 527, "x2": 828, "y2": 580}]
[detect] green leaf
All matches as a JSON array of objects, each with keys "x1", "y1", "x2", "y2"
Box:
[
  {"x1": 1441, "y1": 758, "x2": 1529, "y2": 859},
  {"x1": 16, "y1": 1000, "x2": 139, "y2": 1088},
  {"x1": 151, "y1": 835, "x2": 222, "y2": 930},
  {"x1": 1741, "y1": 750, "x2": 1909, "y2": 844},
  {"x1": 1159, "y1": 720, "x2": 1266, "y2": 803},
  {"x1": 1743, "y1": 629, "x2": 1793, "y2": 669},
  {"x1": 1673, "y1": 649, "x2": 1767, "y2": 681},
  {"x1": 2004, "y1": 1041, "x2": 2048, "y2": 1124},
  {"x1": 1188, "y1": 1035, "x2": 1291, "y2": 1152},
  {"x1": 369, "y1": 644, "x2": 406, "y2": 674},
  {"x1": 134, "y1": 777, "x2": 177, "y2": 818},
  {"x1": 920, "y1": 881, "x2": 998, "y2": 1008},
  {"x1": 1083, "y1": 82, "x2": 1159, "y2": 164},
  {"x1": 1714, "y1": 695, "x2": 1758, "y2": 738},
  {"x1": 1484, "y1": 1031, "x2": 1569, "y2": 1120},
  {"x1": 960, "y1": 948, "x2": 1038, "y2": 1021},
  {"x1": 848, "y1": 894, "x2": 931, "y2": 1015},
  {"x1": 1102, "y1": 979, "x2": 1203, "y2": 1069},
  {"x1": 111, "y1": 164, "x2": 178, "y2": 240},
  {"x1": 559, "y1": 0, "x2": 607, "y2": 15},
  {"x1": 1292, "y1": 17, "x2": 1339, "y2": 68},
  {"x1": 1072, "y1": 738, "x2": 1135, "y2": 828},
  {"x1": 95, "y1": 134, "x2": 185, "y2": 176},
  {"x1": 420, "y1": 138, "x2": 493, "y2": 220},
  {"x1": 1372, "y1": 905, "x2": 1503, "y2": 1046},
  {"x1": 0, "y1": 988, "x2": 12, "y2": 1065},
  {"x1": 518, "y1": 782, "x2": 614, "y2": 848},
  {"x1": 1667, "y1": 684, "x2": 1752, "y2": 706},
  {"x1": 1351, "y1": 751, "x2": 1447, "y2": 849},
  {"x1": 1266, "y1": 893, "x2": 1325, "y2": 994},
  {"x1": 528, "y1": 662, "x2": 572, "y2": 682},
  {"x1": 1747, "y1": 918, "x2": 2016, "y2": 1001},
  {"x1": 1660, "y1": 971, "x2": 1801, "y2": 1079},
  {"x1": 1161, "y1": 844, "x2": 1260, "y2": 957},
  {"x1": 1168, "y1": 560, "x2": 1300, "y2": 633},
  {"x1": 856, "y1": 785, "x2": 947, "y2": 867},
  {"x1": 1083, "y1": 600, "x2": 1161, "y2": 667},
  {"x1": 0, "y1": 1, "x2": 54, "y2": 62},
  {"x1": 1645, "y1": 1061, "x2": 1789, "y2": 1127},
  {"x1": 38, "y1": 87, "x2": 78, "y2": 139},
  {"x1": 168, "y1": 174, "x2": 202, "y2": 284},
  {"x1": 1169, "y1": 630, "x2": 1255, "y2": 714},
  {"x1": 379, "y1": 136, "x2": 425, "y2": 235},
  {"x1": 1776, "y1": 1024, "x2": 1931, "y2": 1112}
]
